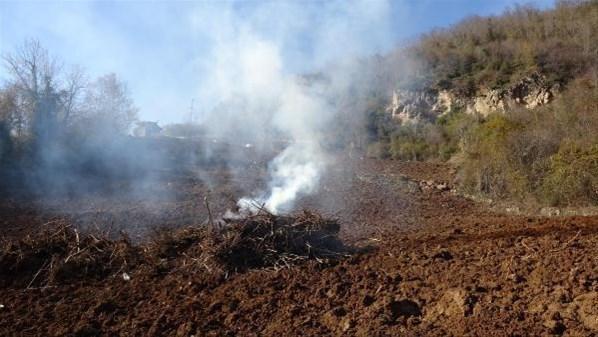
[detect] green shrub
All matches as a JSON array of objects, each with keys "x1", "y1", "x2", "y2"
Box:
[
  {"x1": 390, "y1": 137, "x2": 431, "y2": 161},
  {"x1": 366, "y1": 141, "x2": 390, "y2": 159},
  {"x1": 540, "y1": 142, "x2": 598, "y2": 205},
  {"x1": 437, "y1": 109, "x2": 477, "y2": 159},
  {"x1": 387, "y1": 110, "x2": 475, "y2": 162},
  {"x1": 457, "y1": 114, "x2": 530, "y2": 199}
]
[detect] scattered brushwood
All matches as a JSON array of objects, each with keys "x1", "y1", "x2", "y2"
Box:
[
  {"x1": 212, "y1": 210, "x2": 349, "y2": 272},
  {"x1": 0, "y1": 222, "x2": 141, "y2": 288},
  {"x1": 143, "y1": 226, "x2": 212, "y2": 276},
  {"x1": 0, "y1": 210, "x2": 350, "y2": 288}
]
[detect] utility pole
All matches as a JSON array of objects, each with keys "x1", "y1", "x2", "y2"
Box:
[
  {"x1": 188, "y1": 99, "x2": 195, "y2": 139},
  {"x1": 189, "y1": 99, "x2": 195, "y2": 124}
]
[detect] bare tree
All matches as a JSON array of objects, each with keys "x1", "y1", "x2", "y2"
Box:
[
  {"x1": 60, "y1": 66, "x2": 87, "y2": 126},
  {"x1": 80, "y1": 73, "x2": 138, "y2": 135},
  {"x1": 3, "y1": 39, "x2": 55, "y2": 98},
  {"x1": 2, "y1": 39, "x2": 87, "y2": 139}
]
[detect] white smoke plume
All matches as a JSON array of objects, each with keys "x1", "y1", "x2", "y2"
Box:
[{"x1": 193, "y1": 0, "x2": 394, "y2": 214}]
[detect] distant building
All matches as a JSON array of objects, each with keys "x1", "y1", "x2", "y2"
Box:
[{"x1": 133, "y1": 121, "x2": 162, "y2": 137}]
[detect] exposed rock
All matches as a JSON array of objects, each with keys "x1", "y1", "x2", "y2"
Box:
[
  {"x1": 510, "y1": 73, "x2": 557, "y2": 109},
  {"x1": 436, "y1": 90, "x2": 456, "y2": 114},
  {"x1": 541, "y1": 207, "x2": 562, "y2": 217},
  {"x1": 386, "y1": 89, "x2": 453, "y2": 124},
  {"x1": 466, "y1": 74, "x2": 557, "y2": 117},
  {"x1": 505, "y1": 206, "x2": 521, "y2": 214},
  {"x1": 386, "y1": 73, "x2": 558, "y2": 122},
  {"x1": 435, "y1": 183, "x2": 449, "y2": 191},
  {"x1": 467, "y1": 89, "x2": 506, "y2": 116}
]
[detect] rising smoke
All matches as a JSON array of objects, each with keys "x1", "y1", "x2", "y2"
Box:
[
  {"x1": 0, "y1": 0, "x2": 404, "y2": 220},
  {"x1": 194, "y1": 0, "x2": 395, "y2": 214}
]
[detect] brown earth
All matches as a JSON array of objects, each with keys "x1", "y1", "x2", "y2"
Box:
[{"x1": 0, "y1": 156, "x2": 597, "y2": 337}]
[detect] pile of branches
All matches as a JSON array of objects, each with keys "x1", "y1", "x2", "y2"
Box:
[
  {"x1": 0, "y1": 211, "x2": 349, "y2": 288},
  {"x1": 0, "y1": 222, "x2": 140, "y2": 288},
  {"x1": 143, "y1": 210, "x2": 349, "y2": 276},
  {"x1": 212, "y1": 210, "x2": 348, "y2": 271}
]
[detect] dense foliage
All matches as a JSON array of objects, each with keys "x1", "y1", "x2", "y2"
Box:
[
  {"x1": 411, "y1": 0, "x2": 598, "y2": 94},
  {"x1": 366, "y1": 0, "x2": 598, "y2": 206},
  {"x1": 458, "y1": 77, "x2": 598, "y2": 205}
]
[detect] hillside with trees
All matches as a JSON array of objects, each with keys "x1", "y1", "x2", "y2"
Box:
[
  {"x1": 413, "y1": 1, "x2": 597, "y2": 94},
  {"x1": 365, "y1": 0, "x2": 598, "y2": 207}
]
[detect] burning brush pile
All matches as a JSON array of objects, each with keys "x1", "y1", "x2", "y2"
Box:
[
  {"x1": 212, "y1": 210, "x2": 348, "y2": 271},
  {"x1": 0, "y1": 211, "x2": 348, "y2": 288}
]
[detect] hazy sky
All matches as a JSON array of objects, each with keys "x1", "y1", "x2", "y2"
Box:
[{"x1": 0, "y1": 0, "x2": 554, "y2": 124}]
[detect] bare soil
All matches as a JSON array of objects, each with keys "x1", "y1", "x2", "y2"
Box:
[{"x1": 0, "y1": 155, "x2": 597, "y2": 336}]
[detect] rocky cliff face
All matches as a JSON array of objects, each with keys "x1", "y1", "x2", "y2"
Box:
[
  {"x1": 385, "y1": 89, "x2": 457, "y2": 124},
  {"x1": 466, "y1": 73, "x2": 559, "y2": 116},
  {"x1": 386, "y1": 73, "x2": 559, "y2": 123}
]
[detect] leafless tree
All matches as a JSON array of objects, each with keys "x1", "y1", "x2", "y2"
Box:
[
  {"x1": 2, "y1": 39, "x2": 87, "y2": 138},
  {"x1": 79, "y1": 73, "x2": 138, "y2": 135},
  {"x1": 60, "y1": 65, "x2": 87, "y2": 126}
]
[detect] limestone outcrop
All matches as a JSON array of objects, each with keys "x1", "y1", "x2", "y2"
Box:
[
  {"x1": 386, "y1": 73, "x2": 559, "y2": 123},
  {"x1": 386, "y1": 89, "x2": 457, "y2": 124}
]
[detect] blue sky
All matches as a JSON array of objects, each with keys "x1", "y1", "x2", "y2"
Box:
[{"x1": 0, "y1": 0, "x2": 554, "y2": 123}]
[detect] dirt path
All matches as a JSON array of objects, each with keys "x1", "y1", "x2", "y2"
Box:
[{"x1": 1, "y1": 159, "x2": 597, "y2": 336}]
